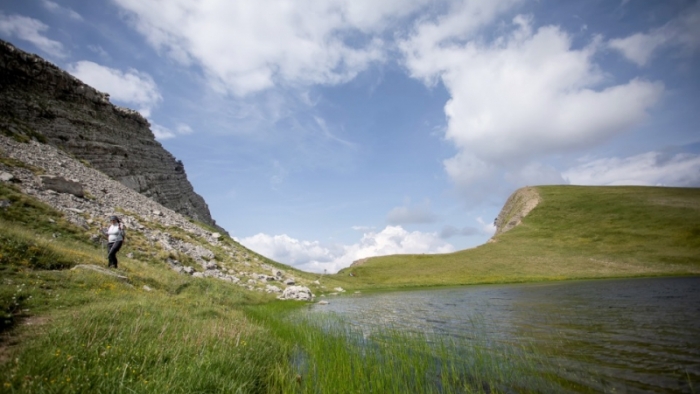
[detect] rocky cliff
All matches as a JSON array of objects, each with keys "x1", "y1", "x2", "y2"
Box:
[
  {"x1": 0, "y1": 39, "x2": 222, "y2": 232},
  {"x1": 492, "y1": 186, "x2": 540, "y2": 238}
]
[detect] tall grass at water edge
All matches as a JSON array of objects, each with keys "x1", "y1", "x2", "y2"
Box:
[{"x1": 248, "y1": 303, "x2": 579, "y2": 393}]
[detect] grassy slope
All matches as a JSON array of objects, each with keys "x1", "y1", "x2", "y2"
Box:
[
  {"x1": 334, "y1": 185, "x2": 700, "y2": 288},
  {"x1": 4, "y1": 181, "x2": 698, "y2": 392},
  {"x1": 0, "y1": 181, "x2": 325, "y2": 393}
]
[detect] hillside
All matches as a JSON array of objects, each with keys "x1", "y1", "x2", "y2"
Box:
[
  {"x1": 0, "y1": 39, "x2": 220, "y2": 230},
  {"x1": 335, "y1": 185, "x2": 700, "y2": 288},
  {"x1": 0, "y1": 133, "x2": 356, "y2": 392}
]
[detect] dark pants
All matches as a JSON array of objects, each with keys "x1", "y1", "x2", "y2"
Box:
[{"x1": 107, "y1": 241, "x2": 123, "y2": 268}]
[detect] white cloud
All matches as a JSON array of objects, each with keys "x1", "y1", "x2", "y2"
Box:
[
  {"x1": 112, "y1": 0, "x2": 431, "y2": 96},
  {"x1": 351, "y1": 225, "x2": 374, "y2": 231},
  {"x1": 0, "y1": 13, "x2": 65, "y2": 58},
  {"x1": 151, "y1": 124, "x2": 176, "y2": 140},
  {"x1": 150, "y1": 122, "x2": 194, "y2": 140},
  {"x1": 67, "y1": 61, "x2": 162, "y2": 117},
  {"x1": 608, "y1": 32, "x2": 667, "y2": 67},
  {"x1": 386, "y1": 199, "x2": 438, "y2": 225},
  {"x1": 476, "y1": 216, "x2": 496, "y2": 235},
  {"x1": 564, "y1": 151, "x2": 700, "y2": 187},
  {"x1": 41, "y1": 0, "x2": 83, "y2": 21},
  {"x1": 609, "y1": 3, "x2": 700, "y2": 66},
  {"x1": 504, "y1": 162, "x2": 567, "y2": 186},
  {"x1": 239, "y1": 225, "x2": 454, "y2": 273},
  {"x1": 401, "y1": 13, "x2": 664, "y2": 193}
]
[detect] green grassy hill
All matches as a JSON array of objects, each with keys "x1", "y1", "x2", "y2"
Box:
[
  {"x1": 3, "y1": 181, "x2": 699, "y2": 392},
  {"x1": 0, "y1": 181, "x2": 347, "y2": 393},
  {"x1": 334, "y1": 185, "x2": 700, "y2": 288}
]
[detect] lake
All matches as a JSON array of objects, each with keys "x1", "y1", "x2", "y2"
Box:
[{"x1": 307, "y1": 276, "x2": 700, "y2": 393}]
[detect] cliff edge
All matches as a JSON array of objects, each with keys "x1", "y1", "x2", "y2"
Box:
[
  {"x1": 492, "y1": 187, "x2": 540, "y2": 239},
  {"x1": 0, "y1": 39, "x2": 222, "y2": 232}
]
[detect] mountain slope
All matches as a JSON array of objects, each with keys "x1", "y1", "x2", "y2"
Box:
[
  {"x1": 0, "y1": 39, "x2": 220, "y2": 230},
  {"x1": 335, "y1": 185, "x2": 700, "y2": 288}
]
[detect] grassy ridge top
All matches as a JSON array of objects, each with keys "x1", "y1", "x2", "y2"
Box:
[{"x1": 334, "y1": 185, "x2": 700, "y2": 288}]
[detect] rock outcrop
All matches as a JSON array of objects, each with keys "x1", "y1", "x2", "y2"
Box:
[
  {"x1": 0, "y1": 39, "x2": 221, "y2": 232},
  {"x1": 492, "y1": 187, "x2": 540, "y2": 238}
]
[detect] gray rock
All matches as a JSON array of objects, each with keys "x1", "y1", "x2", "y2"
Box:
[
  {"x1": 277, "y1": 286, "x2": 314, "y2": 301},
  {"x1": 40, "y1": 175, "x2": 84, "y2": 198},
  {"x1": 0, "y1": 199, "x2": 11, "y2": 208},
  {"x1": 284, "y1": 278, "x2": 296, "y2": 285},
  {"x1": 265, "y1": 284, "x2": 282, "y2": 293},
  {"x1": 192, "y1": 272, "x2": 204, "y2": 278},
  {"x1": 0, "y1": 172, "x2": 15, "y2": 182},
  {"x1": 183, "y1": 266, "x2": 195, "y2": 275}
]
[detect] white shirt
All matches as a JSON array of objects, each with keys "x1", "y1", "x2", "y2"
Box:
[{"x1": 106, "y1": 224, "x2": 124, "y2": 242}]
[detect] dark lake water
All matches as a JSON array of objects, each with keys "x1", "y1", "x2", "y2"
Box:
[{"x1": 308, "y1": 276, "x2": 700, "y2": 393}]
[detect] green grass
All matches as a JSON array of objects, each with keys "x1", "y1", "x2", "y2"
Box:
[
  {"x1": 2, "y1": 182, "x2": 699, "y2": 392},
  {"x1": 335, "y1": 186, "x2": 700, "y2": 289},
  {"x1": 245, "y1": 304, "x2": 579, "y2": 393}
]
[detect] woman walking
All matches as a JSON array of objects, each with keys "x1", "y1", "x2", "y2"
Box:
[{"x1": 105, "y1": 215, "x2": 126, "y2": 268}]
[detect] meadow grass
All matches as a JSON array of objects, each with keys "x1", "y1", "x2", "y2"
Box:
[
  {"x1": 335, "y1": 186, "x2": 700, "y2": 289},
  {"x1": 3, "y1": 182, "x2": 698, "y2": 392},
  {"x1": 245, "y1": 303, "x2": 579, "y2": 393}
]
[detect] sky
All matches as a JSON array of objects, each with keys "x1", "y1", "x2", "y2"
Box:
[{"x1": 1, "y1": 0, "x2": 699, "y2": 273}]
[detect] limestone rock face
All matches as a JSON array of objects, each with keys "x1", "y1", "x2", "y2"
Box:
[
  {"x1": 0, "y1": 39, "x2": 222, "y2": 231},
  {"x1": 40, "y1": 175, "x2": 84, "y2": 197}
]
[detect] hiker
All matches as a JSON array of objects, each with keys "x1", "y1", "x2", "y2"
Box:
[{"x1": 104, "y1": 215, "x2": 126, "y2": 268}]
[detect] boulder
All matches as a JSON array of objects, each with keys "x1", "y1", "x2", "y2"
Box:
[
  {"x1": 40, "y1": 175, "x2": 84, "y2": 198},
  {"x1": 265, "y1": 284, "x2": 282, "y2": 293},
  {"x1": 0, "y1": 172, "x2": 17, "y2": 182},
  {"x1": 284, "y1": 278, "x2": 296, "y2": 285},
  {"x1": 277, "y1": 286, "x2": 314, "y2": 301}
]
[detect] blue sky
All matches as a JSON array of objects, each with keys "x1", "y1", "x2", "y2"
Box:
[{"x1": 2, "y1": 0, "x2": 699, "y2": 273}]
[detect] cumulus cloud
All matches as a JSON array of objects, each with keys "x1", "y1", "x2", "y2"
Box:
[
  {"x1": 564, "y1": 151, "x2": 700, "y2": 187},
  {"x1": 0, "y1": 13, "x2": 65, "y2": 58},
  {"x1": 112, "y1": 0, "x2": 431, "y2": 96},
  {"x1": 401, "y1": 12, "x2": 664, "y2": 195},
  {"x1": 239, "y1": 225, "x2": 454, "y2": 273},
  {"x1": 67, "y1": 61, "x2": 162, "y2": 117},
  {"x1": 151, "y1": 122, "x2": 194, "y2": 140},
  {"x1": 386, "y1": 199, "x2": 438, "y2": 225},
  {"x1": 609, "y1": 3, "x2": 700, "y2": 66}
]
